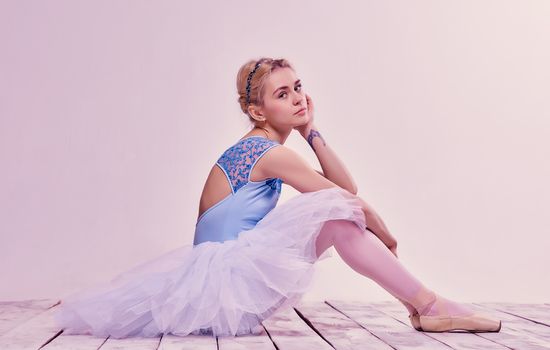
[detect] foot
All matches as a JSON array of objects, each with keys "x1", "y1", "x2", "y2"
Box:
[
  {"x1": 396, "y1": 297, "x2": 422, "y2": 330},
  {"x1": 418, "y1": 293, "x2": 501, "y2": 332},
  {"x1": 409, "y1": 311, "x2": 422, "y2": 331},
  {"x1": 419, "y1": 293, "x2": 475, "y2": 317}
]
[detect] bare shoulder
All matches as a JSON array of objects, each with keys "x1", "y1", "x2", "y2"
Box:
[
  {"x1": 257, "y1": 144, "x2": 338, "y2": 193},
  {"x1": 258, "y1": 144, "x2": 301, "y2": 170}
]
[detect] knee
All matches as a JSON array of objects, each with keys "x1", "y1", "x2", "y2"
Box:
[{"x1": 328, "y1": 220, "x2": 363, "y2": 243}]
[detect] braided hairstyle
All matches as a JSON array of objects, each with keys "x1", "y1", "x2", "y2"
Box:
[{"x1": 236, "y1": 57, "x2": 294, "y2": 125}]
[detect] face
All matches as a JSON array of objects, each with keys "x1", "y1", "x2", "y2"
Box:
[{"x1": 251, "y1": 67, "x2": 309, "y2": 130}]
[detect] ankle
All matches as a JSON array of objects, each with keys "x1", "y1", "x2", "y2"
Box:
[
  {"x1": 396, "y1": 297, "x2": 417, "y2": 315},
  {"x1": 418, "y1": 295, "x2": 438, "y2": 316},
  {"x1": 422, "y1": 294, "x2": 476, "y2": 317},
  {"x1": 410, "y1": 289, "x2": 437, "y2": 316}
]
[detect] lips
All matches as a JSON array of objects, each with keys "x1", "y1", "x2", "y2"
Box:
[{"x1": 294, "y1": 107, "x2": 306, "y2": 115}]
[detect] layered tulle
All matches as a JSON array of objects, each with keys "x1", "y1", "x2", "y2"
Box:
[{"x1": 54, "y1": 187, "x2": 367, "y2": 338}]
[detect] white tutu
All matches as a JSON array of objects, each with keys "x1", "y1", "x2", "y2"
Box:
[{"x1": 54, "y1": 187, "x2": 366, "y2": 338}]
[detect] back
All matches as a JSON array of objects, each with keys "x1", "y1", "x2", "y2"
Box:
[{"x1": 193, "y1": 136, "x2": 284, "y2": 246}]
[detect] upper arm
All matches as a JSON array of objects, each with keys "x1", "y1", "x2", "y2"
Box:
[{"x1": 258, "y1": 145, "x2": 339, "y2": 193}]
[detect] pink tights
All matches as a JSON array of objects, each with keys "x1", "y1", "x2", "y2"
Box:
[{"x1": 315, "y1": 220, "x2": 475, "y2": 317}]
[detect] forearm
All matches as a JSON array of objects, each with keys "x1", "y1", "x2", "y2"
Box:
[
  {"x1": 364, "y1": 211, "x2": 397, "y2": 247},
  {"x1": 301, "y1": 125, "x2": 358, "y2": 194},
  {"x1": 359, "y1": 197, "x2": 397, "y2": 247}
]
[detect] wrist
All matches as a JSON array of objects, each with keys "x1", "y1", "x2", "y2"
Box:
[
  {"x1": 302, "y1": 126, "x2": 326, "y2": 149},
  {"x1": 300, "y1": 124, "x2": 316, "y2": 138}
]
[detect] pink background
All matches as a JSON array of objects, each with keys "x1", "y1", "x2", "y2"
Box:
[{"x1": 1, "y1": 1, "x2": 549, "y2": 303}]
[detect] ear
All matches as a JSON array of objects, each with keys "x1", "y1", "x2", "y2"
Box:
[{"x1": 247, "y1": 105, "x2": 266, "y2": 123}]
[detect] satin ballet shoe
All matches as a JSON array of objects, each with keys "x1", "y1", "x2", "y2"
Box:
[
  {"x1": 409, "y1": 311, "x2": 422, "y2": 331},
  {"x1": 418, "y1": 294, "x2": 501, "y2": 332},
  {"x1": 402, "y1": 290, "x2": 438, "y2": 331},
  {"x1": 419, "y1": 312, "x2": 502, "y2": 332},
  {"x1": 396, "y1": 297, "x2": 422, "y2": 330}
]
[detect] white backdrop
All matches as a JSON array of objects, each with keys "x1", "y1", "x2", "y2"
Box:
[{"x1": 1, "y1": 0, "x2": 549, "y2": 304}]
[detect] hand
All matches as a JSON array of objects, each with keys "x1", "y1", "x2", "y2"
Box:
[{"x1": 293, "y1": 93, "x2": 315, "y2": 137}]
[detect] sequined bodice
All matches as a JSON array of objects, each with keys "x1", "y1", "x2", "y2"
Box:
[{"x1": 193, "y1": 136, "x2": 284, "y2": 246}]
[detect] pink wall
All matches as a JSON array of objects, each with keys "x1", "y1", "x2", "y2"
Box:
[{"x1": 1, "y1": 0, "x2": 549, "y2": 303}]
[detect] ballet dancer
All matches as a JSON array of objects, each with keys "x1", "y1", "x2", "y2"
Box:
[{"x1": 54, "y1": 57, "x2": 501, "y2": 339}]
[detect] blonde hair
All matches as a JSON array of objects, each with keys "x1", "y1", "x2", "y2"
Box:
[{"x1": 236, "y1": 57, "x2": 295, "y2": 125}]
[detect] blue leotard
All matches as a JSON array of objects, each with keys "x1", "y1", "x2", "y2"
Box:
[{"x1": 193, "y1": 136, "x2": 284, "y2": 246}]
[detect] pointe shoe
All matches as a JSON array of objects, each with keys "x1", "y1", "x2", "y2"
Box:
[
  {"x1": 418, "y1": 295, "x2": 501, "y2": 332},
  {"x1": 396, "y1": 297, "x2": 422, "y2": 330},
  {"x1": 409, "y1": 311, "x2": 422, "y2": 331},
  {"x1": 403, "y1": 290, "x2": 438, "y2": 332},
  {"x1": 419, "y1": 312, "x2": 502, "y2": 332}
]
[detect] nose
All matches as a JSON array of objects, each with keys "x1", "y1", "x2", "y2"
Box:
[{"x1": 293, "y1": 92, "x2": 305, "y2": 106}]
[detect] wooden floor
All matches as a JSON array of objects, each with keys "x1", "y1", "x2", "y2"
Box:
[{"x1": 1, "y1": 299, "x2": 549, "y2": 349}]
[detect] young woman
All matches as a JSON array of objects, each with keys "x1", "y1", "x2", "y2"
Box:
[{"x1": 54, "y1": 57, "x2": 501, "y2": 338}]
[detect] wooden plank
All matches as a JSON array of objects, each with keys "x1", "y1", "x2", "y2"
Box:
[
  {"x1": 42, "y1": 333, "x2": 108, "y2": 350},
  {"x1": 158, "y1": 333, "x2": 217, "y2": 350},
  {"x1": 479, "y1": 302, "x2": 550, "y2": 326},
  {"x1": 472, "y1": 302, "x2": 550, "y2": 348},
  {"x1": 217, "y1": 325, "x2": 276, "y2": 350},
  {"x1": 43, "y1": 307, "x2": 216, "y2": 350},
  {"x1": 0, "y1": 299, "x2": 59, "y2": 314},
  {"x1": 262, "y1": 306, "x2": 333, "y2": 349},
  {"x1": 99, "y1": 335, "x2": 161, "y2": 349},
  {"x1": 4, "y1": 299, "x2": 550, "y2": 349},
  {"x1": 0, "y1": 307, "x2": 64, "y2": 350},
  {"x1": 3, "y1": 302, "x2": 109, "y2": 350},
  {"x1": 0, "y1": 299, "x2": 59, "y2": 336},
  {"x1": 327, "y1": 299, "x2": 450, "y2": 349},
  {"x1": 293, "y1": 300, "x2": 393, "y2": 349},
  {"x1": 373, "y1": 301, "x2": 509, "y2": 349}
]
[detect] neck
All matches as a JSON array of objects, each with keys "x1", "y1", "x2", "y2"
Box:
[
  {"x1": 252, "y1": 125, "x2": 289, "y2": 145},
  {"x1": 254, "y1": 126, "x2": 270, "y2": 138}
]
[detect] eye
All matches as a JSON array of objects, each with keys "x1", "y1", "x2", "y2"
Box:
[{"x1": 279, "y1": 84, "x2": 302, "y2": 98}]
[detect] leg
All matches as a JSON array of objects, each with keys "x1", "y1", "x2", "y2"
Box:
[
  {"x1": 315, "y1": 220, "x2": 430, "y2": 314},
  {"x1": 315, "y1": 220, "x2": 474, "y2": 317},
  {"x1": 316, "y1": 221, "x2": 418, "y2": 316}
]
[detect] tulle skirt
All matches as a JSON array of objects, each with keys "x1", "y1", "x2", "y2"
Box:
[{"x1": 54, "y1": 187, "x2": 367, "y2": 338}]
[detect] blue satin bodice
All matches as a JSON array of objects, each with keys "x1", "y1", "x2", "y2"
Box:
[{"x1": 193, "y1": 136, "x2": 284, "y2": 246}]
